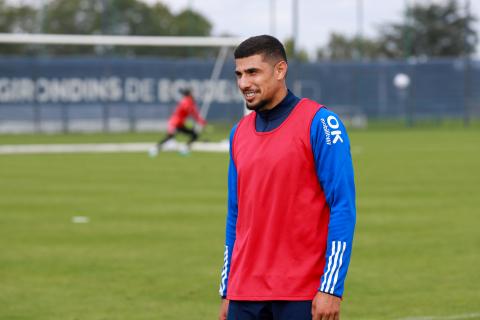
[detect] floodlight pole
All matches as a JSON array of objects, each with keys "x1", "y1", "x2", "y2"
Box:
[
  {"x1": 270, "y1": 0, "x2": 276, "y2": 36},
  {"x1": 356, "y1": 0, "x2": 364, "y2": 58},
  {"x1": 463, "y1": 0, "x2": 472, "y2": 126},
  {"x1": 291, "y1": 0, "x2": 301, "y2": 94},
  {"x1": 292, "y1": 0, "x2": 299, "y2": 55},
  {"x1": 199, "y1": 46, "x2": 230, "y2": 124},
  {"x1": 403, "y1": 0, "x2": 412, "y2": 59},
  {"x1": 356, "y1": 0, "x2": 363, "y2": 38}
]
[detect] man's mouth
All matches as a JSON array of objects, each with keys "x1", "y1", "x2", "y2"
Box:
[{"x1": 244, "y1": 90, "x2": 257, "y2": 100}]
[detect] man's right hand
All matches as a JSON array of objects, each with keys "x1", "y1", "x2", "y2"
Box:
[
  {"x1": 218, "y1": 299, "x2": 230, "y2": 320},
  {"x1": 311, "y1": 291, "x2": 342, "y2": 320}
]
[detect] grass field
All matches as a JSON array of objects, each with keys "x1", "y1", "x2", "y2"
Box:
[{"x1": 1, "y1": 127, "x2": 479, "y2": 319}]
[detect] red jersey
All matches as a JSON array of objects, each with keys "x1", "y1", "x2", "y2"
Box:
[
  {"x1": 168, "y1": 95, "x2": 206, "y2": 130},
  {"x1": 227, "y1": 99, "x2": 330, "y2": 300}
]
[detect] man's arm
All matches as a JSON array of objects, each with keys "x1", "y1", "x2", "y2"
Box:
[
  {"x1": 218, "y1": 125, "x2": 239, "y2": 320},
  {"x1": 310, "y1": 108, "x2": 356, "y2": 317},
  {"x1": 218, "y1": 299, "x2": 230, "y2": 320},
  {"x1": 190, "y1": 100, "x2": 207, "y2": 126}
]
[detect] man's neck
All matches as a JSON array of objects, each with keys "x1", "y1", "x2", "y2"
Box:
[
  {"x1": 259, "y1": 86, "x2": 288, "y2": 112},
  {"x1": 255, "y1": 89, "x2": 300, "y2": 132}
]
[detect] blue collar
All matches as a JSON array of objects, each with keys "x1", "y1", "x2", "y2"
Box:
[{"x1": 255, "y1": 90, "x2": 301, "y2": 132}]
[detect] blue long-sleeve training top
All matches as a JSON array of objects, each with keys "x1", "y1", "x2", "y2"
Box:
[{"x1": 219, "y1": 90, "x2": 356, "y2": 298}]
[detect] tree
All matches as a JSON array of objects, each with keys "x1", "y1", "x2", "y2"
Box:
[
  {"x1": 315, "y1": 0, "x2": 478, "y2": 61},
  {"x1": 0, "y1": 0, "x2": 213, "y2": 57},
  {"x1": 162, "y1": 8, "x2": 213, "y2": 57},
  {"x1": 284, "y1": 38, "x2": 309, "y2": 63},
  {"x1": 316, "y1": 32, "x2": 383, "y2": 61},
  {"x1": 0, "y1": 0, "x2": 37, "y2": 55},
  {"x1": 378, "y1": 0, "x2": 477, "y2": 58}
]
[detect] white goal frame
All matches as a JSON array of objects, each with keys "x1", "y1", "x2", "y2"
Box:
[
  {"x1": 0, "y1": 33, "x2": 244, "y2": 126},
  {"x1": 0, "y1": 33, "x2": 242, "y2": 47}
]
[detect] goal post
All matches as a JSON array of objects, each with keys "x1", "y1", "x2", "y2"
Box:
[
  {"x1": 0, "y1": 33, "x2": 244, "y2": 133},
  {"x1": 0, "y1": 33, "x2": 243, "y2": 47}
]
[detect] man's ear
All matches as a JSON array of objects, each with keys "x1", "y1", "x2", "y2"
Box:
[{"x1": 275, "y1": 61, "x2": 288, "y2": 80}]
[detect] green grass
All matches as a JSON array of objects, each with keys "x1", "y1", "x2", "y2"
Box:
[{"x1": 0, "y1": 127, "x2": 479, "y2": 319}]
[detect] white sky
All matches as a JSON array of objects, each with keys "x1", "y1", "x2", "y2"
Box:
[
  {"x1": 149, "y1": 0, "x2": 480, "y2": 58},
  {"x1": 7, "y1": 0, "x2": 480, "y2": 57}
]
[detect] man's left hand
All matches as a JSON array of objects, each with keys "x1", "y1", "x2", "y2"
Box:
[{"x1": 311, "y1": 291, "x2": 342, "y2": 320}]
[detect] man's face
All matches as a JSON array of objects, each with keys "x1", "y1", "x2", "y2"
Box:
[{"x1": 235, "y1": 54, "x2": 287, "y2": 111}]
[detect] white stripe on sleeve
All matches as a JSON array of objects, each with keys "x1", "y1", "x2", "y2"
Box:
[
  {"x1": 320, "y1": 241, "x2": 336, "y2": 292},
  {"x1": 324, "y1": 241, "x2": 342, "y2": 292},
  {"x1": 329, "y1": 241, "x2": 346, "y2": 294},
  {"x1": 219, "y1": 245, "x2": 229, "y2": 296}
]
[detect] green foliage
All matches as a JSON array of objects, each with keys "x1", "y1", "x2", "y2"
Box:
[
  {"x1": 317, "y1": 0, "x2": 478, "y2": 60},
  {"x1": 284, "y1": 37, "x2": 310, "y2": 63},
  {"x1": 0, "y1": 0, "x2": 37, "y2": 55},
  {"x1": 172, "y1": 9, "x2": 211, "y2": 36},
  {"x1": 0, "y1": 127, "x2": 480, "y2": 319},
  {"x1": 379, "y1": 0, "x2": 478, "y2": 58},
  {"x1": 0, "y1": 0, "x2": 36, "y2": 34},
  {"x1": 0, "y1": 0, "x2": 214, "y2": 57},
  {"x1": 159, "y1": 8, "x2": 214, "y2": 58},
  {"x1": 317, "y1": 32, "x2": 383, "y2": 61}
]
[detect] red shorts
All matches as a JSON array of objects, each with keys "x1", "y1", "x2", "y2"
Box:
[
  {"x1": 167, "y1": 122, "x2": 177, "y2": 134},
  {"x1": 167, "y1": 119, "x2": 184, "y2": 134}
]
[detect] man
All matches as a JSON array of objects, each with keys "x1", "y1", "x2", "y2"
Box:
[
  {"x1": 149, "y1": 88, "x2": 206, "y2": 156},
  {"x1": 218, "y1": 35, "x2": 356, "y2": 320}
]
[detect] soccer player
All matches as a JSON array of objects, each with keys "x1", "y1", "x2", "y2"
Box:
[
  {"x1": 218, "y1": 35, "x2": 356, "y2": 320},
  {"x1": 149, "y1": 88, "x2": 206, "y2": 156}
]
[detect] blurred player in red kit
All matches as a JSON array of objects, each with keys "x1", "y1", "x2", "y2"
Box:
[{"x1": 150, "y1": 88, "x2": 206, "y2": 156}]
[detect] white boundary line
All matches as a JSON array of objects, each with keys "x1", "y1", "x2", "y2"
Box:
[
  {"x1": 0, "y1": 141, "x2": 229, "y2": 155},
  {"x1": 397, "y1": 313, "x2": 480, "y2": 320},
  {"x1": 0, "y1": 141, "x2": 364, "y2": 155}
]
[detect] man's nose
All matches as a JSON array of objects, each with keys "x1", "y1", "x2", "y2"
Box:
[{"x1": 237, "y1": 76, "x2": 250, "y2": 90}]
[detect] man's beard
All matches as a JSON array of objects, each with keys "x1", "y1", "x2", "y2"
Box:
[{"x1": 246, "y1": 98, "x2": 269, "y2": 112}]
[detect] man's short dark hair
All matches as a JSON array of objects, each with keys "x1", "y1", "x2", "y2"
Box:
[
  {"x1": 234, "y1": 35, "x2": 287, "y2": 63},
  {"x1": 180, "y1": 88, "x2": 191, "y2": 96}
]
